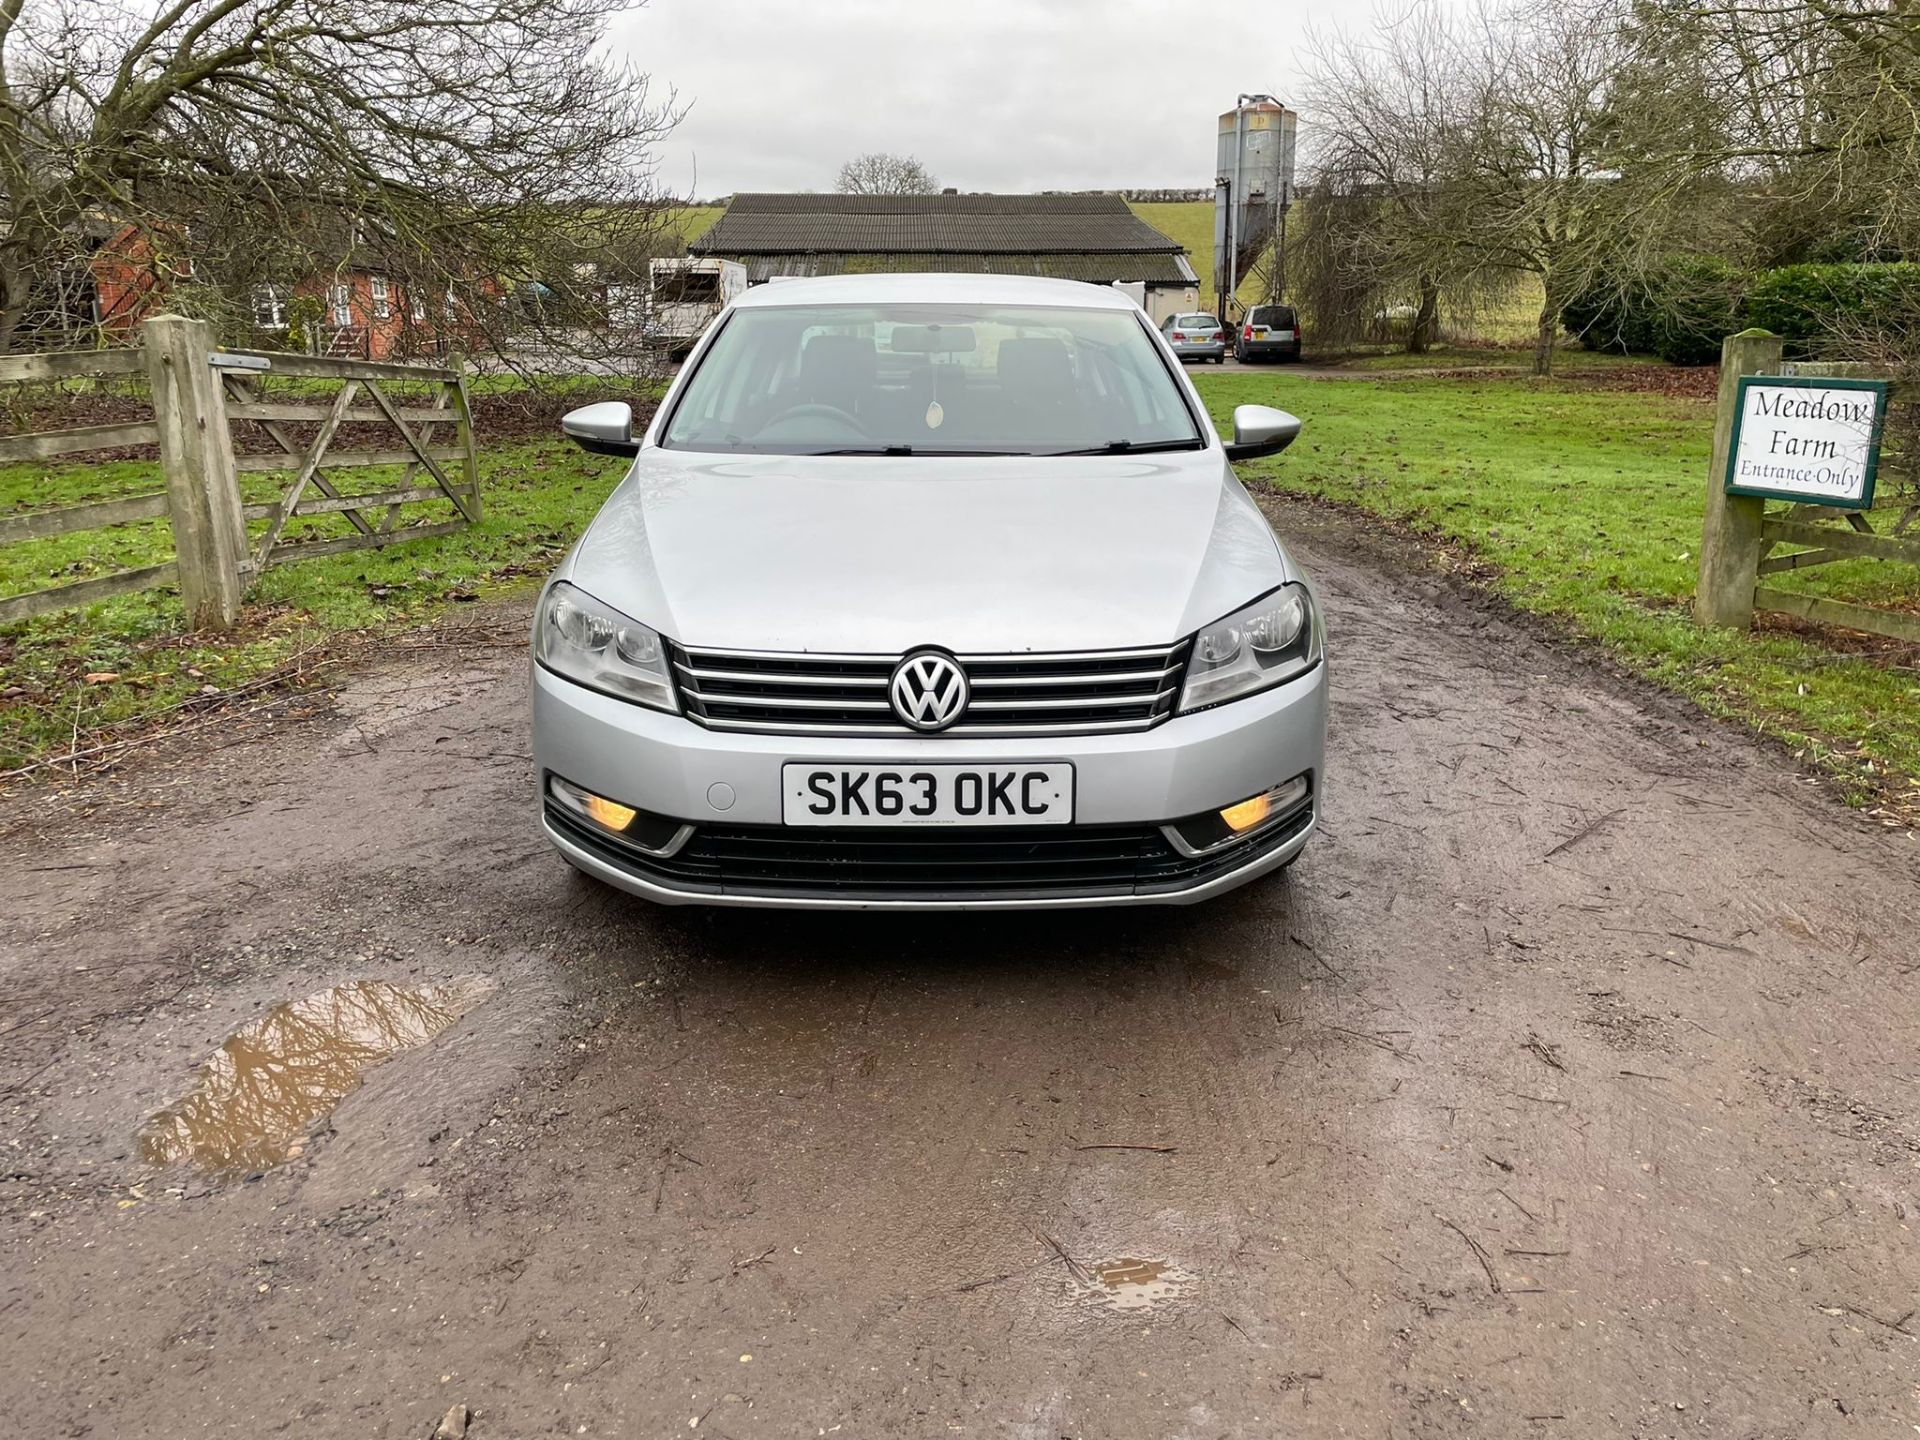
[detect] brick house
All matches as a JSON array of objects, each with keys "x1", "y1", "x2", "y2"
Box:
[{"x1": 83, "y1": 221, "x2": 469, "y2": 359}]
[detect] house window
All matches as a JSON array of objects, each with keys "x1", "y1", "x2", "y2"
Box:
[
  {"x1": 370, "y1": 275, "x2": 391, "y2": 319},
  {"x1": 252, "y1": 284, "x2": 287, "y2": 329},
  {"x1": 409, "y1": 288, "x2": 425, "y2": 323},
  {"x1": 329, "y1": 282, "x2": 352, "y2": 327}
]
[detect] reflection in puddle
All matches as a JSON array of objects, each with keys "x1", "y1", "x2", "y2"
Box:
[
  {"x1": 1086, "y1": 1256, "x2": 1194, "y2": 1312},
  {"x1": 139, "y1": 976, "x2": 495, "y2": 1174}
]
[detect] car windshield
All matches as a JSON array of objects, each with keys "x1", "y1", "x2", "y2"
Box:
[
  {"x1": 661, "y1": 303, "x2": 1205, "y2": 456},
  {"x1": 1175, "y1": 315, "x2": 1217, "y2": 329}
]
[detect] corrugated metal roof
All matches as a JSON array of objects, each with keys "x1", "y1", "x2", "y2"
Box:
[
  {"x1": 692, "y1": 192, "x2": 1186, "y2": 258},
  {"x1": 737, "y1": 252, "x2": 1198, "y2": 285}
]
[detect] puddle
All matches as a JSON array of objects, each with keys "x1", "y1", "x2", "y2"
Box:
[
  {"x1": 138, "y1": 976, "x2": 495, "y2": 1175},
  {"x1": 1084, "y1": 1256, "x2": 1195, "y2": 1312}
]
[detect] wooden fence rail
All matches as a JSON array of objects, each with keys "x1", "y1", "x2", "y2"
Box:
[
  {"x1": 1696, "y1": 329, "x2": 1918, "y2": 645},
  {"x1": 0, "y1": 313, "x2": 479, "y2": 629}
]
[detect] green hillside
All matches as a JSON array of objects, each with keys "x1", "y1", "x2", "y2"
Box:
[
  {"x1": 1127, "y1": 201, "x2": 1242, "y2": 312},
  {"x1": 666, "y1": 205, "x2": 725, "y2": 249}
]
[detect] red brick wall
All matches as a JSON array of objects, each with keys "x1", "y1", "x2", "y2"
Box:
[
  {"x1": 85, "y1": 229, "x2": 474, "y2": 359},
  {"x1": 89, "y1": 226, "x2": 188, "y2": 336}
]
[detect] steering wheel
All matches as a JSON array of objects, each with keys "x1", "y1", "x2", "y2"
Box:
[{"x1": 754, "y1": 403, "x2": 868, "y2": 441}]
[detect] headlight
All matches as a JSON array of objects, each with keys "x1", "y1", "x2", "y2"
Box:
[
  {"x1": 1178, "y1": 583, "x2": 1322, "y2": 713},
  {"x1": 534, "y1": 581, "x2": 678, "y2": 712}
]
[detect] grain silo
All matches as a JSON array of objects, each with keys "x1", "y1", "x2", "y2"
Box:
[{"x1": 1212, "y1": 95, "x2": 1298, "y2": 318}]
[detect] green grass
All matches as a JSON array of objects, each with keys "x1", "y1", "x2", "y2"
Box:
[
  {"x1": 0, "y1": 430, "x2": 638, "y2": 771},
  {"x1": 9, "y1": 366, "x2": 1917, "y2": 812},
  {"x1": 1191, "y1": 370, "x2": 1920, "y2": 810}
]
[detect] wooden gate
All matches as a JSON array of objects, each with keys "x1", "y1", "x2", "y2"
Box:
[
  {"x1": 219, "y1": 351, "x2": 480, "y2": 572},
  {"x1": 1696, "y1": 330, "x2": 1917, "y2": 643},
  {"x1": 0, "y1": 314, "x2": 479, "y2": 629}
]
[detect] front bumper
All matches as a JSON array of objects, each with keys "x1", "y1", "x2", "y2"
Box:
[{"x1": 532, "y1": 660, "x2": 1327, "y2": 909}]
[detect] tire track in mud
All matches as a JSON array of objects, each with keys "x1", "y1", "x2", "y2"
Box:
[{"x1": 2, "y1": 500, "x2": 1918, "y2": 1437}]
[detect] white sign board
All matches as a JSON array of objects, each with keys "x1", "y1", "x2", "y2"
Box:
[{"x1": 1725, "y1": 376, "x2": 1887, "y2": 511}]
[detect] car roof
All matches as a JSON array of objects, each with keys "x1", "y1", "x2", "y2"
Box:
[{"x1": 729, "y1": 272, "x2": 1141, "y2": 311}]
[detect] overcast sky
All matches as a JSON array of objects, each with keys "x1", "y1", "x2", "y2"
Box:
[{"x1": 609, "y1": 0, "x2": 1388, "y2": 199}]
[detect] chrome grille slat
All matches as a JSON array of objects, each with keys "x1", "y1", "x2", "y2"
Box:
[
  {"x1": 968, "y1": 687, "x2": 1177, "y2": 712},
  {"x1": 967, "y1": 666, "x2": 1177, "y2": 688},
  {"x1": 683, "y1": 714, "x2": 1168, "y2": 737},
  {"x1": 699, "y1": 694, "x2": 893, "y2": 712},
  {"x1": 674, "y1": 664, "x2": 890, "y2": 688},
  {"x1": 670, "y1": 639, "x2": 1189, "y2": 738}
]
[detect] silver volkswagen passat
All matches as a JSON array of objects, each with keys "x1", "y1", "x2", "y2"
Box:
[{"x1": 533, "y1": 274, "x2": 1327, "y2": 909}]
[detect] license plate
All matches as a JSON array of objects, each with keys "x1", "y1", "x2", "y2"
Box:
[
  {"x1": 782, "y1": 763, "x2": 1074, "y2": 827},
  {"x1": 1251, "y1": 327, "x2": 1268, "y2": 338}
]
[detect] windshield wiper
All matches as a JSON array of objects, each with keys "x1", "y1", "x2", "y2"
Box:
[
  {"x1": 1042, "y1": 439, "x2": 1205, "y2": 456},
  {"x1": 803, "y1": 446, "x2": 1041, "y2": 457}
]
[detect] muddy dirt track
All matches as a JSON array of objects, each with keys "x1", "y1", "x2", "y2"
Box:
[{"x1": 4, "y1": 499, "x2": 1919, "y2": 1439}]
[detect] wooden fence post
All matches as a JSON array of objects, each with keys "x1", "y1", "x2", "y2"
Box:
[
  {"x1": 143, "y1": 314, "x2": 248, "y2": 630},
  {"x1": 450, "y1": 371, "x2": 483, "y2": 524},
  {"x1": 1695, "y1": 328, "x2": 1784, "y2": 629}
]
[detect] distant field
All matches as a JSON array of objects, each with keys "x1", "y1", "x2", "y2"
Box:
[{"x1": 1126, "y1": 200, "x2": 1546, "y2": 345}]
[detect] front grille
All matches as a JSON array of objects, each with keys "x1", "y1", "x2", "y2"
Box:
[
  {"x1": 669, "y1": 641, "x2": 1190, "y2": 737},
  {"x1": 547, "y1": 800, "x2": 1311, "y2": 902}
]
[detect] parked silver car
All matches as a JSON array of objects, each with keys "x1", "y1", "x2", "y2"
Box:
[
  {"x1": 1161, "y1": 311, "x2": 1227, "y2": 363},
  {"x1": 535, "y1": 274, "x2": 1327, "y2": 909}
]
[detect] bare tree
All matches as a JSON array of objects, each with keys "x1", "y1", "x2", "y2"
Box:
[
  {"x1": 835, "y1": 152, "x2": 940, "y2": 196},
  {"x1": 0, "y1": 0, "x2": 680, "y2": 356},
  {"x1": 1450, "y1": 0, "x2": 1647, "y2": 374},
  {"x1": 1616, "y1": 0, "x2": 1920, "y2": 263},
  {"x1": 1303, "y1": 0, "x2": 1716, "y2": 374},
  {"x1": 1301, "y1": 3, "x2": 1494, "y2": 351}
]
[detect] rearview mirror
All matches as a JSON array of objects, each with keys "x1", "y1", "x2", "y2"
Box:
[
  {"x1": 561, "y1": 401, "x2": 639, "y2": 457},
  {"x1": 1223, "y1": 404, "x2": 1302, "y2": 462},
  {"x1": 887, "y1": 324, "x2": 977, "y2": 355}
]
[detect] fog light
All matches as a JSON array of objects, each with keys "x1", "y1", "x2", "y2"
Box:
[
  {"x1": 1220, "y1": 794, "x2": 1272, "y2": 832},
  {"x1": 550, "y1": 775, "x2": 639, "y2": 833},
  {"x1": 1163, "y1": 775, "x2": 1313, "y2": 857},
  {"x1": 547, "y1": 775, "x2": 695, "y2": 857},
  {"x1": 584, "y1": 794, "x2": 637, "y2": 831}
]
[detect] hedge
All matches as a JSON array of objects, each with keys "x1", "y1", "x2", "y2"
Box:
[
  {"x1": 1570, "y1": 260, "x2": 1920, "y2": 362},
  {"x1": 1742, "y1": 263, "x2": 1920, "y2": 356},
  {"x1": 1564, "y1": 257, "x2": 1744, "y2": 365}
]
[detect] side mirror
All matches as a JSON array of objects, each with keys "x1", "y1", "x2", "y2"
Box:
[
  {"x1": 1223, "y1": 404, "x2": 1302, "y2": 462},
  {"x1": 561, "y1": 401, "x2": 639, "y2": 458}
]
